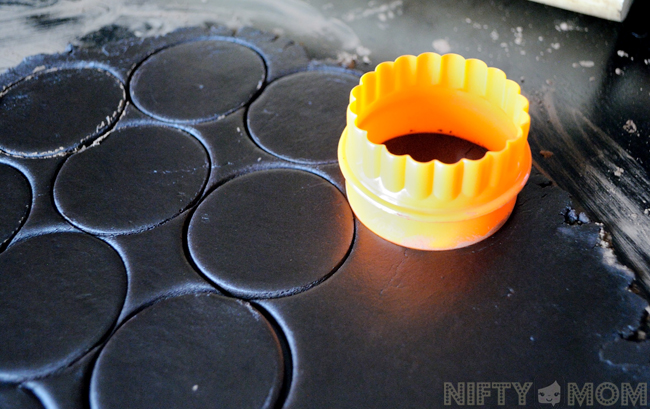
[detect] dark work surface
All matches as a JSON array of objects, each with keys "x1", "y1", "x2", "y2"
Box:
[{"x1": 0, "y1": 6, "x2": 649, "y2": 409}]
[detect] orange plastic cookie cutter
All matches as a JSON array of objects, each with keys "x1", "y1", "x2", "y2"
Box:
[{"x1": 338, "y1": 53, "x2": 532, "y2": 250}]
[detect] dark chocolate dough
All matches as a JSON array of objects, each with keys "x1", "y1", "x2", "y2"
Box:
[
  {"x1": 0, "y1": 384, "x2": 43, "y2": 409},
  {"x1": 24, "y1": 347, "x2": 101, "y2": 409},
  {"x1": 0, "y1": 163, "x2": 31, "y2": 248},
  {"x1": 0, "y1": 68, "x2": 124, "y2": 158},
  {"x1": 188, "y1": 168, "x2": 354, "y2": 298},
  {"x1": 54, "y1": 125, "x2": 209, "y2": 235},
  {"x1": 383, "y1": 133, "x2": 488, "y2": 163},
  {"x1": 0, "y1": 233, "x2": 126, "y2": 382},
  {"x1": 260, "y1": 171, "x2": 649, "y2": 408},
  {"x1": 130, "y1": 40, "x2": 265, "y2": 123},
  {"x1": 247, "y1": 70, "x2": 359, "y2": 164},
  {"x1": 90, "y1": 293, "x2": 283, "y2": 409},
  {"x1": 0, "y1": 20, "x2": 648, "y2": 409},
  {"x1": 109, "y1": 209, "x2": 215, "y2": 319}
]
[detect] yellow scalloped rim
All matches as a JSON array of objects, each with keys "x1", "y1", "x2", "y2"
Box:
[{"x1": 338, "y1": 53, "x2": 532, "y2": 249}]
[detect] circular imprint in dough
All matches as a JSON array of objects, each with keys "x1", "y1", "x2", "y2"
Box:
[
  {"x1": 54, "y1": 125, "x2": 209, "y2": 235},
  {"x1": 0, "y1": 233, "x2": 127, "y2": 382},
  {"x1": 188, "y1": 168, "x2": 354, "y2": 298},
  {"x1": 0, "y1": 68, "x2": 125, "y2": 158},
  {"x1": 130, "y1": 40, "x2": 266, "y2": 123},
  {"x1": 247, "y1": 70, "x2": 359, "y2": 164},
  {"x1": 90, "y1": 293, "x2": 284, "y2": 409},
  {"x1": 0, "y1": 163, "x2": 31, "y2": 248}
]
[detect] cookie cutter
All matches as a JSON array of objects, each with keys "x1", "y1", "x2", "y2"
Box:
[{"x1": 338, "y1": 53, "x2": 531, "y2": 250}]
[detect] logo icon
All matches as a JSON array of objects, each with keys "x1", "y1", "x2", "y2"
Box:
[{"x1": 538, "y1": 381, "x2": 561, "y2": 406}]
